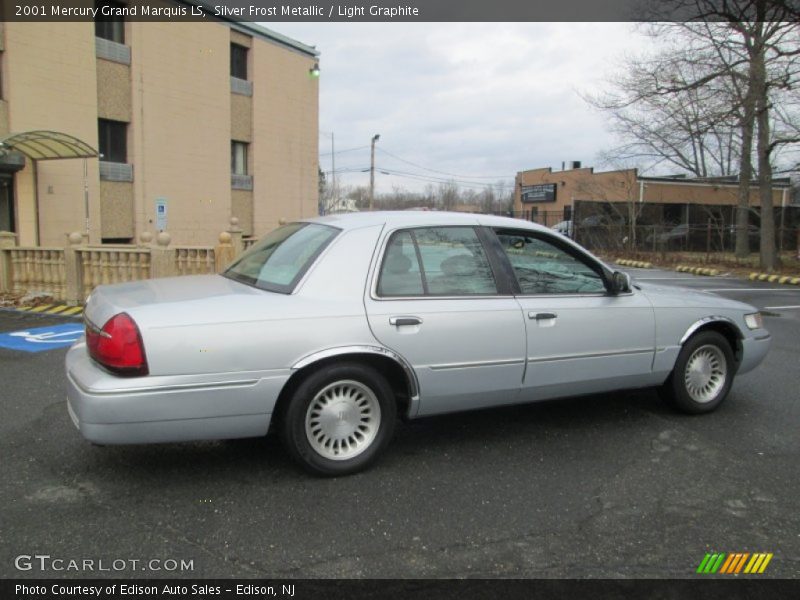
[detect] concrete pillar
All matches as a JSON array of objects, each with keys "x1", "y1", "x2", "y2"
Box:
[
  {"x1": 0, "y1": 231, "x2": 17, "y2": 293},
  {"x1": 150, "y1": 231, "x2": 175, "y2": 279},
  {"x1": 215, "y1": 231, "x2": 236, "y2": 273},
  {"x1": 63, "y1": 231, "x2": 84, "y2": 305},
  {"x1": 228, "y1": 217, "x2": 244, "y2": 257}
]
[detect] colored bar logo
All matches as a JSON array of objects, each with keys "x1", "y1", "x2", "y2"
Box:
[{"x1": 697, "y1": 552, "x2": 773, "y2": 574}]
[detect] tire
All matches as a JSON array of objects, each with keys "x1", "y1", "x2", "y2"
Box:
[
  {"x1": 661, "y1": 331, "x2": 735, "y2": 414},
  {"x1": 281, "y1": 362, "x2": 396, "y2": 476}
]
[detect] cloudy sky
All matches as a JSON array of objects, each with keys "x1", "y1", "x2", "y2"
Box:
[{"x1": 268, "y1": 23, "x2": 650, "y2": 194}]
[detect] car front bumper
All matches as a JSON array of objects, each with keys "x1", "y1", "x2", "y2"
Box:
[
  {"x1": 738, "y1": 331, "x2": 772, "y2": 375},
  {"x1": 66, "y1": 342, "x2": 288, "y2": 445}
]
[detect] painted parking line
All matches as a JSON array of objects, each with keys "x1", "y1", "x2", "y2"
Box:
[
  {"x1": 703, "y1": 288, "x2": 800, "y2": 293},
  {"x1": 0, "y1": 324, "x2": 84, "y2": 353},
  {"x1": 635, "y1": 277, "x2": 733, "y2": 281},
  {"x1": 765, "y1": 305, "x2": 800, "y2": 310}
]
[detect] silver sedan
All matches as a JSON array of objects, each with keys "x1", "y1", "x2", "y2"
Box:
[{"x1": 66, "y1": 212, "x2": 771, "y2": 475}]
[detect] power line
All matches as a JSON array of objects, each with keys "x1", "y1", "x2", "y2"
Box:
[
  {"x1": 376, "y1": 147, "x2": 514, "y2": 180},
  {"x1": 319, "y1": 145, "x2": 369, "y2": 157}
]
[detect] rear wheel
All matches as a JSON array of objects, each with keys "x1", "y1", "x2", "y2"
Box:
[
  {"x1": 281, "y1": 362, "x2": 396, "y2": 476},
  {"x1": 661, "y1": 331, "x2": 735, "y2": 414}
]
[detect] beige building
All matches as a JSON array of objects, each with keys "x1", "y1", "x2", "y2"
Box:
[{"x1": 0, "y1": 10, "x2": 319, "y2": 246}]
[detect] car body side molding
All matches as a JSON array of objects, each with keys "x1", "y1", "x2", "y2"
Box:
[{"x1": 291, "y1": 345, "x2": 421, "y2": 418}]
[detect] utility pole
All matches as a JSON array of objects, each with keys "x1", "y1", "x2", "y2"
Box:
[
  {"x1": 369, "y1": 134, "x2": 380, "y2": 211},
  {"x1": 330, "y1": 132, "x2": 335, "y2": 213}
]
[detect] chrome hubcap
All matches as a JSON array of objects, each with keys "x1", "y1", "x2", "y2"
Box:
[
  {"x1": 305, "y1": 380, "x2": 381, "y2": 461},
  {"x1": 684, "y1": 344, "x2": 727, "y2": 403}
]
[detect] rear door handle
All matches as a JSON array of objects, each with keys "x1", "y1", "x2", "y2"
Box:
[
  {"x1": 529, "y1": 312, "x2": 557, "y2": 320},
  {"x1": 389, "y1": 316, "x2": 422, "y2": 326}
]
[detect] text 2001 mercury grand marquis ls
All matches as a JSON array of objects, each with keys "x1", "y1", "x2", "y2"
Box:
[{"x1": 66, "y1": 212, "x2": 771, "y2": 475}]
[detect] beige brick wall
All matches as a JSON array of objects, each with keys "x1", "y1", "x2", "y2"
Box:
[
  {"x1": 252, "y1": 39, "x2": 319, "y2": 236},
  {"x1": 130, "y1": 21, "x2": 232, "y2": 245},
  {"x1": 4, "y1": 22, "x2": 101, "y2": 245},
  {"x1": 231, "y1": 189, "x2": 253, "y2": 236}
]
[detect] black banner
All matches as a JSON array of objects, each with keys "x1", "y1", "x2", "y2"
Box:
[
  {"x1": 4, "y1": 579, "x2": 800, "y2": 600},
  {"x1": 3, "y1": 0, "x2": 799, "y2": 22}
]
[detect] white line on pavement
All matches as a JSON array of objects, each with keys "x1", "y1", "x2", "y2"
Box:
[
  {"x1": 635, "y1": 277, "x2": 732, "y2": 281},
  {"x1": 765, "y1": 305, "x2": 800, "y2": 310},
  {"x1": 704, "y1": 288, "x2": 800, "y2": 292}
]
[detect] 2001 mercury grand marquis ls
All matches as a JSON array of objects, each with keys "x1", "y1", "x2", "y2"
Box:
[{"x1": 66, "y1": 212, "x2": 771, "y2": 475}]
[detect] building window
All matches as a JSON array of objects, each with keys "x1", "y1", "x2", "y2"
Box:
[
  {"x1": 98, "y1": 119, "x2": 127, "y2": 163},
  {"x1": 231, "y1": 141, "x2": 248, "y2": 175},
  {"x1": 231, "y1": 43, "x2": 248, "y2": 80},
  {"x1": 95, "y1": 1, "x2": 125, "y2": 44}
]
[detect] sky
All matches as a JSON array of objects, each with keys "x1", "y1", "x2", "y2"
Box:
[{"x1": 267, "y1": 22, "x2": 651, "y2": 195}]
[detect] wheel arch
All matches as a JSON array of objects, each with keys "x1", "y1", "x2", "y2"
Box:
[
  {"x1": 272, "y1": 346, "x2": 420, "y2": 429},
  {"x1": 679, "y1": 316, "x2": 743, "y2": 365}
]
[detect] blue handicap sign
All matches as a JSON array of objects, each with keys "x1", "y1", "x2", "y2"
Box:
[{"x1": 0, "y1": 324, "x2": 84, "y2": 353}]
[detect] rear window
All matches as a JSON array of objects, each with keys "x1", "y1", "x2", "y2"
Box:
[{"x1": 223, "y1": 223, "x2": 339, "y2": 293}]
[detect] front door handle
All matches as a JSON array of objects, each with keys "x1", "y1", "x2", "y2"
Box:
[
  {"x1": 529, "y1": 312, "x2": 557, "y2": 320},
  {"x1": 389, "y1": 316, "x2": 422, "y2": 326}
]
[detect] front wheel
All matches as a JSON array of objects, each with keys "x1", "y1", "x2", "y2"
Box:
[
  {"x1": 661, "y1": 331, "x2": 735, "y2": 414},
  {"x1": 281, "y1": 362, "x2": 396, "y2": 476}
]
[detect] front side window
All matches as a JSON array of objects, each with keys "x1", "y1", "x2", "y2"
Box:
[
  {"x1": 495, "y1": 229, "x2": 606, "y2": 295},
  {"x1": 378, "y1": 227, "x2": 497, "y2": 297},
  {"x1": 224, "y1": 223, "x2": 338, "y2": 293},
  {"x1": 98, "y1": 118, "x2": 127, "y2": 163},
  {"x1": 231, "y1": 43, "x2": 248, "y2": 79}
]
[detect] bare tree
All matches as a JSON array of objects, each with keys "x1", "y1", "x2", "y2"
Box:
[{"x1": 585, "y1": 4, "x2": 800, "y2": 269}]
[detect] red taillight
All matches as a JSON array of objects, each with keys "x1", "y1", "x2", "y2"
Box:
[{"x1": 86, "y1": 313, "x2": 149, "y2": 376}]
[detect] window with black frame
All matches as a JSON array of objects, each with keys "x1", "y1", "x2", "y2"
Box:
[
  {"x1": 95, "y1": 1, "x2": 125, "y2": 44},
  {"x1": 98, "y1": 119, "x2": 127, "y2": 163},
  {"x1": 230, "y1": 43, "x2": 248, "y2": 80}
]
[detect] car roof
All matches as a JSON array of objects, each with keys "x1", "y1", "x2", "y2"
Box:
[{"x1": 302, "y1": 211, "x2": 552, "y2": 233}]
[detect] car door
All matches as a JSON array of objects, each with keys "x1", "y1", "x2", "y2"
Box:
[
  {"x1": 491, "y1": 227, "x2": 657, "y2": 402},
  {"x1": 364, "y1": 226, "x2": 526, "y2": 417}
]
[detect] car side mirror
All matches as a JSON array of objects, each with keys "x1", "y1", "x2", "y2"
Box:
[{"x1": 610, "y1": 271, "x2": 632, "y2": 295}]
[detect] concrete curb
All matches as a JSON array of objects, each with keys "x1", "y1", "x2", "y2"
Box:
[
  {"x1": 675, "y1": 265, "x2": 721, "y2": 276},
  {"x1": 616, "y1": 258, "x2": 653, "y2": 269},
  {"x1": 748, "y1": 272, "x2": 800, "y2": 285}
]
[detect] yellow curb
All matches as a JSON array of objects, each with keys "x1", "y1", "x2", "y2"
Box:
[
  {"x1": 758, "y1": 274, "x2": 770, "y2": 281},
  {"x1": 61, "y1": 306, "x2": 84, "y2": 316},
  {"x1": 778, "y1": 276, "x2": 791, "y2": 284},
  {"x1": 792, "y1": 278, "x2": 800, "y2": 285},
  {"x1": 749, "y1": 272, "x2": 759, "y2": 280},
  {"x1": 767, "y1": 275, "x2": 779, "y2": 282},
  {"x1": 27, "y1": 304, "x2": 54, "y2": 313}
]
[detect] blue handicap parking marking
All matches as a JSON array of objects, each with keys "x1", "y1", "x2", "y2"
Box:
[{"x1": 0, "y1": 324, "x2": 84, "y2": 353}]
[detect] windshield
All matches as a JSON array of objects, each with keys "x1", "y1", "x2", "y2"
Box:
[{"x1": 223, "y1": 223, "x2": 339, "y2": 293}]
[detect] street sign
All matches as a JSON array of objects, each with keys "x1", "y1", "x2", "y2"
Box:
[
  {"x1": 0, "y1": 324, "x2": 84, "y2": 353},
  {"x1": 155, "y1": 198, "x2": 168, "y2": 231}
]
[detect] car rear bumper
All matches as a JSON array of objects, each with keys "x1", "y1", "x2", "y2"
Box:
[
  {"x1": 738, "y1": 332, "x2": 771, "y2": 375},
  {"x1": 65, "y1": 342, "x2": 289, "y2": 445}
]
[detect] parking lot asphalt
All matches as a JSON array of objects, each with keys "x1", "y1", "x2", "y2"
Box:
[{"x1": 0, "y1": 269, "x2": 799, "y2": 579}]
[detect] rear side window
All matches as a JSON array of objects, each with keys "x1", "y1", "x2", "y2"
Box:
[
  {"x1": 377, "y1": 227, "x2": 498, "y2": 297},
  {"x1": 224, "y1": 223, "x2": 338, "y2": 293}
]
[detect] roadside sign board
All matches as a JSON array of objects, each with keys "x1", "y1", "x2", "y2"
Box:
[
  {"x1": 155, "y1": 198, "x2": 168, "y2": 231},
  {"x1": 0, "y1": 324, "x2": 84, "y2": 353}
]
